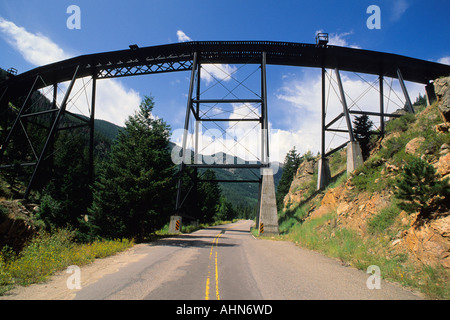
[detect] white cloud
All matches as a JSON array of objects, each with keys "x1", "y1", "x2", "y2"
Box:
[
  {"x1": 0, "y1": 16, "x2": 141, "y2": 126},
  {"x1": 438, "y1": 56, "x2": 450, "y2": 65},
  {"x1": 275, "y1": 74, "x2": 325, "y2": 157},
  {"x1": 177, "y1": 30, "x2": 192, "y2": 42},
  {"x1": 0, "y1": 17, "x2": 70, "y2": 66},
  {"x1": 94, "y1": 80, "x2": 142, "y2": 125},
  {"x1": 391, "y1": 0, "x2": 410, "y2": 21},
  {"x1": 201, "y1": 63, "x2": 238, "y2": 84},
  {"x1": 171, "y1": 102, "x2": 280, "y2": 163}
]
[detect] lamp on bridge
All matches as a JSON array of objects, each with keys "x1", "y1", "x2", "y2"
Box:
[
  {"x1": 316, "y1": 33, "x2": 329, "y2": 46},
  {"x1": 7, "y1": 67, "x2": 18, "y2": 76}
]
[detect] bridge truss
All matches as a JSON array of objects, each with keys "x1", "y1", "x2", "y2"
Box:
[{"x1": 0, "y1": 41, "x2": 449, "y2": 216}]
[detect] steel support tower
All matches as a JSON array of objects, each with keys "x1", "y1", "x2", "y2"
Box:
[{"x1": 173, "y1": 52, "x2": 278, "y2": 233}]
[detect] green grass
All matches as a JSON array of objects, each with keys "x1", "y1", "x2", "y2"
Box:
[
  {"x1": 278, "y1": 204, "x2": 309, "y2": 234},
  {"x1": 367, "y1": 201, "x2": 402, "y2": 235},
  {"x1": 0, "y1": 229, "x2": 133, "y2": 295},
  {"x1": 385, "y1": 112, "x2": 416, "y2": 133}
]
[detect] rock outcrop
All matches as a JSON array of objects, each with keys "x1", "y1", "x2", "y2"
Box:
[
  {"x1": 403, "y1": 215, "x2": 450, "y2": 269},
  {"x1": 0, "y1": 200, "x2": 38, "y2": 252},
  {"x1": 308, "y1": 182, "x2": 391, "y2": 236},
  {"x1": 283, "y1": 159, "x2": 316, "y2": 209},
  {"x1": 434, "y1": 77, "x2": 450, "y2": 122}
]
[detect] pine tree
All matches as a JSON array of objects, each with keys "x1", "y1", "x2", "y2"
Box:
[
  {"x1": 353, "y1": 114, "x2": 374, "y2": 160},
  {"x1": 197, "y1": 169, "x2": 221, "y2": 223},
  {"x1": 214, "y1": 196, "x2": 236, "y2": 222},
  {"x1": 395, "y1": 156, "x2": 450, "y2": 216},
  {"x1": 276, "y1": 147, "x2": 302, "y2": 210},
  {"x1": 89, "y1": 96, "x2": 176, "y2": 240},
  {"x1": 37, "y1": 132, "x2": 90, "y2": 230}
]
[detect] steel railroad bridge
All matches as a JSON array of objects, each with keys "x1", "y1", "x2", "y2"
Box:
[{"x1": 1, "y1": 40, "x2": 449, "y2": 234}]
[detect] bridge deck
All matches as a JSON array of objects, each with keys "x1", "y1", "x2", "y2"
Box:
[{"x1": 2, "y1": 41, "x2": 450, "y2": 98}]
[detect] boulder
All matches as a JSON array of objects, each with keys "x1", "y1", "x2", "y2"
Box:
[
  {"x1": 405, "y1": 136, "x2": 425, "y2": 155},
  {"x1": 437, "y1": 152, "x2": 450, "y2": 178}
]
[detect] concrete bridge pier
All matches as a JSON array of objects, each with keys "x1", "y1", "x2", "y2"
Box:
[
  {"x1": 346, "y1": 141, "x2": 364, "y2": 174},
  {"x1": 169, "y1": 215, "x2": 182, "y2": 233},
  {"x1": 317, "y1": 158, "x2": 331, "y2": 190},
  {"x1": 258, "y1": 168, "x2": 279, "y2": 236}
]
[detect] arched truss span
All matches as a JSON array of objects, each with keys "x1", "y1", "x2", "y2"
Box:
[
  {"x1": 2, "y1": 41, "x2": 449, "y2": 96},
  {"x1": 1, "y1": 41, "x2": 449, "y2": 200}
]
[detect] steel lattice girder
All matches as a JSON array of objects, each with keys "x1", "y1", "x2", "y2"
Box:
[
  {"x1": 2, "y1": 41, "x2": 450, "y2": 100},
  {"x1": 97, "y1": 59, "x2": 193, "y2": 78}
]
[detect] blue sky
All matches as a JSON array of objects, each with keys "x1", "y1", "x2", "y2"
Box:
[{"x1": 1, "y1": 0, "x2": 449, "y2": 162}]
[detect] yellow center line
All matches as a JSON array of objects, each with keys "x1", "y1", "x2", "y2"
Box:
[
  {"x1": 205, "y1": 275, "x2": 210, "y2": 300},
  {"x1": 205, "y1": 232, "x2": 221, "y2": 300},
  {"x1": 204, "y1": 221, "x2": 244, "y2": 300},
  {"x1": 215, "y1": 251, "x2": 220, "y2": 300}
]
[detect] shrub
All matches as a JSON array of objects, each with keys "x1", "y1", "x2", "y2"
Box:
[
  {"x1": 395, "y1": 156, "x2": 450, "y2": 215},
  {"x1": 5, "y1": 229, "x2": 74, "y2": 285},
  {"x1": 417, "y1": 127, "x2": 450, "y2": 159},
  {"x1": 35, "y1": 194, "x2": 62, "y2": 231},
  {"x1": 378, "y1": 135, "x2": 409, "y2": 160},
  {"x1": 0, "y1": 229, "x2": 133, "y2": 293},
  {"x1": 0, "y1": 247, "x2": 14, "y2": 291}
]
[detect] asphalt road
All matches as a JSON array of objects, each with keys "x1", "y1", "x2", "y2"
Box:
[{"x1": 73, "y1": 220, "x2": 421, "y2": 300}]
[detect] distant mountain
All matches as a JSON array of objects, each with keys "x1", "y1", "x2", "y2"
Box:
[
  {"x1": 213, "y1": 163, "x2": 283, "y2": 207},
  {"x1": 93, "y1": 118, "x2": 123, "y2": 141},
  {"x1": 98, "y1": 123, "x2": 283, "y2": 208}
]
